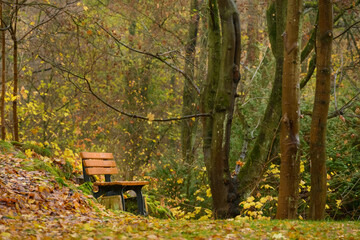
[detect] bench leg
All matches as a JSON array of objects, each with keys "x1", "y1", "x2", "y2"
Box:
[
  {"x1": 134, "y1": 187, "x2": 146, "y2": 216},
  {"x1": 120, "y1": 188, "x2": 126, "y2": 212}
]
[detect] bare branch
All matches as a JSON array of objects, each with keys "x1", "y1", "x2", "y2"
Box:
[
  {"x1": 38, "y1": 55, "x2": 210, "y2": 122},
  {"x1": 302, "y1": 91, "x2": 360, "y2": 119},
  {"x1": 18, "y1": 7, "x2": 65, "y2": 42},
  {"x1": 327, "y1": 91, "x2": 360, "y2": 119},
  {"x1": 95, "y1": 22, "x2": 201, "y2": 95},
  {"x1": 334, "y1": 20, "x2": 360, "y2": 40}
]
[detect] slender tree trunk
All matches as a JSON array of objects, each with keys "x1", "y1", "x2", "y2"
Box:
[
  {"x1": 181, "y1": 0, "x2": 200, "y2": 165},
  {"x1": 12, "y1": 1, "x2": 19, "y2": 142},
  {"x1": 0, "y1": 3, "x2": 6, "y2": 140},
  {"x1": 201, "y1": 0, "x2": 241, "y2": 219},
  {"x1": 237, "y1": 0, "x2": 286, "y2": 199},
  {"x1": 309, "y1": 0, "x2": 333, "y2": 220},
  {"x1": 276, "y1": 0, "x2": 302, "y2": 219}
]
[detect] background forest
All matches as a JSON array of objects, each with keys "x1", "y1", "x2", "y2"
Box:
[{"x1": 0, "y1": 0, "x2": 359, "y2": 221}]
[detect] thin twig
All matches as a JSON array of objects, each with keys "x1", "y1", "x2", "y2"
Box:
[
  {"x1": 334, "y1": 20, "x2": 360, "y2": 40},
  {"x1": 95, "y1": 22, "x2": 200, "y2": 95}
]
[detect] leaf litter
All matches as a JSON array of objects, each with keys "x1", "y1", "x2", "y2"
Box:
[{"x1": 1, "y1": 153, "x2": 359, "y2": 239}]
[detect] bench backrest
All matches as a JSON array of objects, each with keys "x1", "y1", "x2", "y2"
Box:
[{"x1": 80, "y1": 152, "x2": 118, "y2": 182}]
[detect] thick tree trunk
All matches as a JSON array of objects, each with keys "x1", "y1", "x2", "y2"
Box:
[
  {"x1": 181, "y1": 0, "x2": 200, "y2": 165},
  {"x1": 237, "y1": 0, "x2": 286, "y2": 199},
  {"x1": 201, "y1": 0, "x2": 241, "y2": 219},
  {"x1": 201, "y1": 0, "x2": 221, "y2": 177},
  {"x1": 0, "y1": 3, "x2": 6, "y2": 140},
  {"x1": 309, "y1": 0, "x2": 333, "y2": 220},
  {"x1": 276, "y1": 0, "x2": 302, "y2": 219}
]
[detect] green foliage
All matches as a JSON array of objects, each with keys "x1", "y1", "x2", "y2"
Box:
[
  {"x1": 12, "y1": 141, "x2": 52, "y2": 157},
  {"x1": 77, "y1": 182, "x2": 94, "y2": 196},
  {"x1": 0, "y1": 140, "x2": 14, "y2": 152},
  {"x1": 145, "y1": 194, "x2": 174, "y2": 219}
]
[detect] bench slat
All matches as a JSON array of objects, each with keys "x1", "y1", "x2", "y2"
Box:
[
  {"x1": 83, "y1": 160, "x2": 117, "y2": 167},
  {"x1": 94, "y1": 181, "x2": 149, "y2": 186},
  {"x1": 86, "y1": 167, "x2": 118, "y2": 175},
  {"x1": 80, "y1": 152, "x2": 114, "y2": 160}
]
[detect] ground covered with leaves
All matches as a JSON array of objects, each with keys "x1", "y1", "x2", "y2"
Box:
[{"x1": 1, "y1": 152, "x2": 359, "y2": 239}]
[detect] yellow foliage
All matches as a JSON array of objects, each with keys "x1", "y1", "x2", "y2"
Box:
[
  {"x1": 196, "y1": 196, "x2": 204, "y2": 202},
  {"x1": 206, "y1": 188, "x2": 212, "y2": 198},
  {"x1": 246, "y1": 196, "x2": 255, "y2": 202},
  {"x1": 25, "y1": 149, "x2": 34, "y2": 158},
  {"x1": 243, "y1": 202, "x2": 251, "y2": 209}
]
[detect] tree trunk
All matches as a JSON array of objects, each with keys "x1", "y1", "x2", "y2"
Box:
[
  {"x1": 201, "y1": 0, "x2": 241, "y2": 219},
  {"x1": 276, "y1": 0, "x2": 302, "y2": 219},
  {"x1": 309, "y1": 0, "x2": 333, "y2": 220},
  {"x1": 236, "y1": 0, "x2": 286, "y2": 200},
  {"x1": 181, "y1": 0, "x2": 200, "y2": 165},
  {"x1": 0, "y1": 3, "x2": 6, "y2": 140},
  {"x1": 12, "y1": 0, "x2": 19, "y2": 142}
]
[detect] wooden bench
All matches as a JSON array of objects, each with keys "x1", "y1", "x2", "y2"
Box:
[{"x1": 80, "y1": 152, "x2": 149, "y2": 215}]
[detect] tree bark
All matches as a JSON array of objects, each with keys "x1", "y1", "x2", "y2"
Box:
[
  {"x1": 276, "y1": 0, "x2": 302, "y2": 219},
  {"x1": 309, "y1": 0, "x2": 333, "y2": 220},
  {"x1": 12, "y1": 0, "x2": 19, "y2": 142},
  {"x1": 0, "y1": 3, "x2": 6, "y2": 140},
  {"x1": 201, "y1": 0, "x2": 241, "y2": 219}
]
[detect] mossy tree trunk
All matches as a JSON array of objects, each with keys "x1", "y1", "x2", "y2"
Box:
[
  {"x1": 201, "y1": 0, "x2": 241, "y2": 219},
  {"x1": 236, "y1": 0, "x2": 287, "y2": 200},
  {"x1": 309, "y1": 0, "x2": 333, "y2": 220},
  {"x1": 276, "y1": 0, "x2": 302, "y2": 220}
]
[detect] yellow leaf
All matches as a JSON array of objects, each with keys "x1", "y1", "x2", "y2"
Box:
[
  {"x1": 30, "y1": 21, "x2": 35, "y2": 26},
  {"x1": 25, "y1": 149, "x2": 33, "y2": 158},
  {"x1": 243, "y1": 202, "x2": 251, "y2": 209},
  {"x1": 1, "y1": 232, "x2": 11, "y2": 238},
  {"x1": 196, "y1": 196, "x2": 204, "y2": 202},
  {"x1": 20, "y1": 86, "x2": 28, "y2": 99},
  {"x1": 246, "y1": 196, "x2": 255, "y2": 203},
  {"x1": 147, "y1": 113, "x2": 155, "y2": 121},
  {"x1": 83, "y1": 223, "x2": 95, "y2": 231},
  {"x1": 206, "y1": 188, "x2": 212, "y2": 197}
]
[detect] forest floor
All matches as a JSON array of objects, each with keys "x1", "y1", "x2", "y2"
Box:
[{"x1": 1, "y1": 151, "x2": 359, "y2": 239}]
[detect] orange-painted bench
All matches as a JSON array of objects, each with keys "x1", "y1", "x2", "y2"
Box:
[{"x1": 80, "y1": 152, "x2": 149, "y2": 215}]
